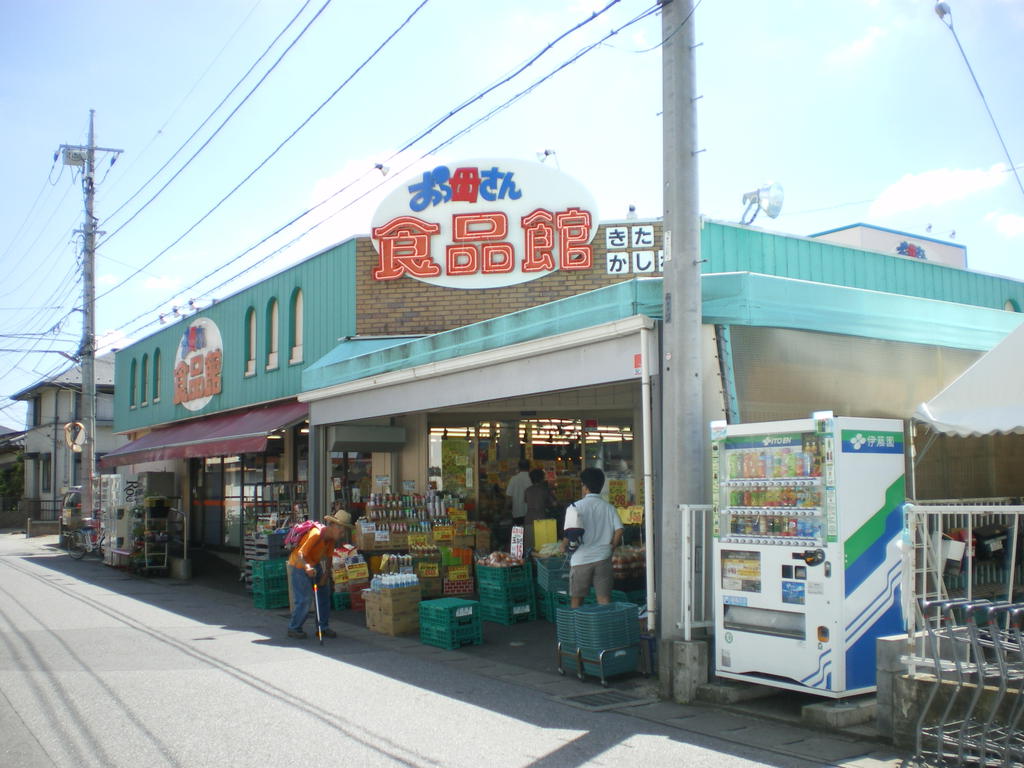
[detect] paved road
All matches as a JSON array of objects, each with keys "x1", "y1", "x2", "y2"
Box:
[{"x1": 0, "y1": 533, "x2": 906, "y2": 768}]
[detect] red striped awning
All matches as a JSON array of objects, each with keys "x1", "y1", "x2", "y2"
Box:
[{"x1": 100, "y1": 400, "x2": 308, "y2": 468}]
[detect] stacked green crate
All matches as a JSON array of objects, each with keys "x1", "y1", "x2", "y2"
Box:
[
  {"x1": 331, "y1": 591, "x2": 350, "y2": 610},
  {"x1": 419, "y1": 597, "x2": 482, "y2": 649},
  {"x1": 573, "y1": 603, "x2": 642, "y2": 677},
  {"x1": 534, "y1": 556, "x2": 569, "y2": 622},
  {"x1": 476, "y1": 562, "x2": 536, "y2": 624},
  {"x1": 252, "y1": 558, "x2": 289, "y2": 609},
  {"x1": 555, "y1": 602, "x2": 642, "y2": 680}
]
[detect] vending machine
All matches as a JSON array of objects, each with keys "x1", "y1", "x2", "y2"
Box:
[{"x1": 710, "y1": 413, "x2": 906, "y2": 698}]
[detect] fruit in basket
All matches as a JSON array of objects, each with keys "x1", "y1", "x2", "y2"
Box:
[{"x1": 477, "y1": 551, "x2": 524, "y2": 567}]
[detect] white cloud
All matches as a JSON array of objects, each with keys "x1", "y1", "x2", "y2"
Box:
[
  {"x1": 869, "y1": 164, "x2": 1007, "y2": 216},
  {"x1": 986, "y1": 210, "x2": 1024, "y2": 237},
  {"x1": 826, "y1": 26, "x2": 886, "y2": 67}
]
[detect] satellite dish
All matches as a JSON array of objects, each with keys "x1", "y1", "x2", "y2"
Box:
[{"x1": 740, "y1": 182, "x2": 784, "y2": 225}]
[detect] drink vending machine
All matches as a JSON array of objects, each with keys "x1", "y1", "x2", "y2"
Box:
[{"x1": 710, "y1": 413, "x2": 906, "y2": 697}]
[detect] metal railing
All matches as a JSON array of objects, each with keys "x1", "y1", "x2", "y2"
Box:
[
  {"x1": 904, "y1": 500, "x2": 1023, "y2": 651},
  {"x1": 18, "y1": 498, "x2": 63, "y2": 522},
  {"x1": 680, "y1": 504, "x2": 714, "y2": 640}
]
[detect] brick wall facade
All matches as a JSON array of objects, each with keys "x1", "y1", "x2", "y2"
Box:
[{"x1": 355, "y1": 220, "x2": 664, "y2": 336}]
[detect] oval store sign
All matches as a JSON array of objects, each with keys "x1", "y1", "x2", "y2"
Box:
[
  {"x1": 370, "y1": 158, "x2": 599, "y2": 289},
  {"x1": 173, "y1": 317, "x2": 223, "y2": 412}
]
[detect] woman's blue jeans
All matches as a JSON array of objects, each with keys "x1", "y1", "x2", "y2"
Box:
[{"x1": 288, "y1": 563, "x2": 330, "y2": 632}]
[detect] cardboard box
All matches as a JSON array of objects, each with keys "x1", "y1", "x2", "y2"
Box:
[
  {"x1": 364, "y1": 585, "x2": 421, "y2": 615},
  {"x1": 365, "y1": 608, "x2": 419, "y2": 636},
  {"x1": 364, "y1": 586, "x2": 420, "y2": 636}
]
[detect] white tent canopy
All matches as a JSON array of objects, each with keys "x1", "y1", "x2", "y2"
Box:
[{"x1": 913, "y1": 321, "x2": 1024, "y2": 436}]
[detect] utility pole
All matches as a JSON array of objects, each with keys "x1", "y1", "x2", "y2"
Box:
[
  {"x1": 61, "y1": 110, "x2": 122, "y2": 521},
  {"x1": 659, "y1": 0, "x2": 704, "y2": 698}
]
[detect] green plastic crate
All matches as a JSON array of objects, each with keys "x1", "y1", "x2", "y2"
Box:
[
  {"x1": 332, "y1": 591, "x2": 350, "y2": 610},
  {"x1": 419, "y1": 597, "x2": 479, "y2": 627},
  {"x1": 419, "y1": 619, "x2": 483, "y2": 650},
  {"x1": 533, "y1": 556, "x2": 569, "y2": 591},
  {"x1": 475, "y1": 562, "x2": 532, "y2": 588},
  {"x1": 250, "y1": 558, "x2": 287, "y2": 580},
  {"x1": 253, "y1": 590, "x2": 289, "y2": 610},
  {"x1": 477, "y1": 578, "x2": 535, "y2": 604},
  {"x1": 480, "y1": 598, "x2": 536, "y2": 625}
]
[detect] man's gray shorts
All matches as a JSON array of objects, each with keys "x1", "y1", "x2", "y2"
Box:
[{"x1": 569, "y1": 558, "x2": 613, "y2": 599}]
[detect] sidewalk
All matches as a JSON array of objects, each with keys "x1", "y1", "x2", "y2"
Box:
[{"x1": 24, "y1": 533, "x2": 908, "y2": 767}]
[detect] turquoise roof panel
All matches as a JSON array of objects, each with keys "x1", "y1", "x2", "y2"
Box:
[
  {"x1": 302, "y1": 278, "x2": 664, "y2": 392},
  {"x1": 701, "y1": 272, "x2": 1023, "y2": 351}
]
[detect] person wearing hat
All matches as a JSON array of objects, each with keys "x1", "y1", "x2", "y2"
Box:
[{"x1": 286, "y1": 512, "x2": 351, "y2": 639}]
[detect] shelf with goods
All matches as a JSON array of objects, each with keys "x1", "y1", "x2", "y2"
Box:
[
  {"x1": 130, "y1": 497, "x2": 176, "y2": 576},
  {"x1": 241, "y1": 481, "x2": 305, "y2": 588},
  {"x1": 352, "y1": 491, "x2": 489, "y2": 596}
]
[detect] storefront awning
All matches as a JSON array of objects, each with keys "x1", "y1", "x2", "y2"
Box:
[{"x1": 100, "y1": 400, "x2": 308, "y2": 468}]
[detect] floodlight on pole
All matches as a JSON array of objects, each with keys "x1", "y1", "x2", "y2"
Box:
[{"x1": 740, "y1": 182, "x2": 784, "y2": 225}]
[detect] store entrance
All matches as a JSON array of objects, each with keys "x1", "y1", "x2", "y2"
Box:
[{"x1": 428, "y1": 417, "x2": 637, "y2": 528}]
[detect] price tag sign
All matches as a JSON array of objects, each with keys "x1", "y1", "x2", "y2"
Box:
[
  {"x1": 446, "y1": 564, "x2": 469, "y2": 580},
  {"x1": 346, "y1": 562, "x2": 369, "y2": 580},
  {"x1": 450, "y1": 510, "x2": 468, "y2": 524},
  {"x1": 416, "y1": 562, "x2": 439, "y2": 578},
  {"x1": 433, "y1": 525, "x2": 454, "y2": 542},
  {"x1": 511, "y1": 525, "x2": 524, "y2": 560},
  {"x1": 617, "y1": 505, "x2": 644, "y2": 525},
  {"x1": 374, "y1": 529, "x2": 391, "y2": 543},
  {"x1": 408, "y1": 532, "x2": 429, "y2": 548}
]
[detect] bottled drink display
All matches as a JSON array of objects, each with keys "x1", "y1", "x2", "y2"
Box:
[{"x1": 717, "y1": 434, "x2": 825, "y2": 545}]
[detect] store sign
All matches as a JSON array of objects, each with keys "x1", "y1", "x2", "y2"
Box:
[
  {"x1": 173, "y1": 317, "x2": 223, "y2": 411},
  {"x1": 370, "y1": 158, "x2": 599, "y2": 289}
]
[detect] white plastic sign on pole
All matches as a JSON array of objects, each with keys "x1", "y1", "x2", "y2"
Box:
[{"x1": 511, "y1": 526, "x2": 524, "y2": 559}]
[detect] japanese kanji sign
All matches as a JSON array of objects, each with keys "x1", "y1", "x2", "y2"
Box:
[
  {"x1": 173, "y1": 317, "x2": 223, "y2": 412},
  {"x1": 370, "y1": 158, "x2": 599, "y2": 289}
]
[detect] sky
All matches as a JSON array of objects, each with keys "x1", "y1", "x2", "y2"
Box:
[{"x1": 1, "y1": 0, "x2": 1022, "y2": 430}]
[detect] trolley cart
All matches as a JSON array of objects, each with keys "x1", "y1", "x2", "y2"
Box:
[
  {"x1": 908, "y1": 597, "x2": 972, "y2": 768},
  {"x1": 978, "y1": 606, "x2": 1019, "y2": 765}
]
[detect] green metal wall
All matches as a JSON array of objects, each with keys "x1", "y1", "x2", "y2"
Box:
[
  {"x1": 114, "y1": 240, "x2": 357, "y2": 431},
  {"x1": 700, "y1": 219, "x2": 1024, "y2": 310}
]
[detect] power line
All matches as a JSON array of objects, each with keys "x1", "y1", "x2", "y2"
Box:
[
  {"x1": 94, "y1": 0, "x2": 431, "y2": 305},
  {"x1": 97, "y1": 0, "x2": 330, "y2": 249},
  {"x1": 106, "y1": 0, "x2": 634, "y2": 337},
  {"x1": 109, "y1": 2, "x2": 661, "y2": 341},
  {"x1": 936, "y1": 3, "x2": 1024, "y2": 202},
  {"x1": 101, "y1": 0, "x2": 312, "y2": 226},
  {"x1": 103, "y1": 0, "x2": 268, "y2": 199}
]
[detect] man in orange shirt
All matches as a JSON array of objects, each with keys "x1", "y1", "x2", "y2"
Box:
[{"x1": 287, "y1": 513, "x2": 349, "y2": 639}]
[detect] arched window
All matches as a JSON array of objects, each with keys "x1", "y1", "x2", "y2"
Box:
[
  {"x1": 129, "y1": 359, "x2": 137, "y2": 408},
  {"x1": 266, "y1": 299, "x2": 279, "y2": 370},
  {"x1": 289, "y1": 288, "x2": 304, "y2": 364},
  {"x1": 140, "y1": 354, "x2": 149, "y2": 405},
  {"x1": 152, "y1": 348, "x2": 161, "y2": 402},
  {"x1": 245, "y1": 307, "x2": 257, "y2": 376}
]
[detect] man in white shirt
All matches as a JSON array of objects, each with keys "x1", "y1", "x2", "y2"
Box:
[
  {"x1": 505, "y1": 459, "x2": 532, "y2": 526},
  {"x1": 561, "y1": 467, "x2": 623, "y2": 608}
]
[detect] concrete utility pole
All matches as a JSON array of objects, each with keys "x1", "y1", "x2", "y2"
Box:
[
  {"x1": 61, "y1": 110, "x2": 122, "y2": 519},
  {"x1": 659, "y1": 0, "x2": 705, "y2": 697}
]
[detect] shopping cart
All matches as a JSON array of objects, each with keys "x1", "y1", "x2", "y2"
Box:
[{"x1": 905, "y1": 598, "x2": 1024, "y2": 767}]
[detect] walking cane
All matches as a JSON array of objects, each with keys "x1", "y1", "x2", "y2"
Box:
[{"x1": 313, "y1": 582, "x2": 323, "y2": 646}]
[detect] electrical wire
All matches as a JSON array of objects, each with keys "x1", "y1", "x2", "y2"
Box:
[
  {"x1": 937, "y1": 5, "x2": 1024, "y2": 202},
  {"x1": 94, "y1": 0, "x2": 431, "y2": 306},
  {"x1": 102, "y1": 0, "x2": 310, "y2": 226},
  {"x1": 106, "y1": 0, "x2": 637, "y2": 337},
  {"x1": 97, "y1": 0, "x2": 332, "y2": 249},
  {"x1": 103, "y1": 0, "x2": 267, "y2": 199},
  {"x1": 110, "y1": 2, "x2": 662, "y2": 340}
]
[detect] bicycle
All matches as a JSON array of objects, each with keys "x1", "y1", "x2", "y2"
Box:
[{"x1": 68, "y1": 519, "x2": 106, "y2": 560}]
